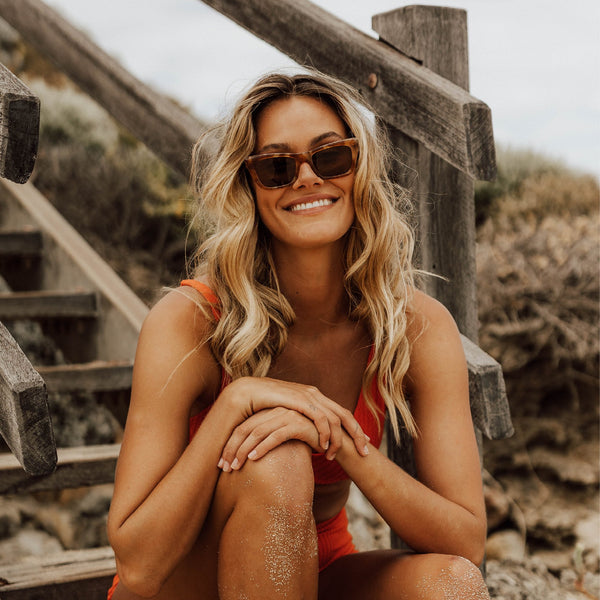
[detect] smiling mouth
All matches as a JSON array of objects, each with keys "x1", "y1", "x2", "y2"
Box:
[{"x1": 287, "y1": 198, "x2": 335, "y2": 213}]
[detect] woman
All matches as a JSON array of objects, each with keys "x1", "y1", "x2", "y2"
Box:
[{"x1": 107, "y1": 70, "x2": 490, "y2": 599}]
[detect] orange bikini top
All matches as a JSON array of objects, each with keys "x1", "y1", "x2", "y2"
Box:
[{"x1": 181, "y1": 279, "x2": 386, "y2": 485}]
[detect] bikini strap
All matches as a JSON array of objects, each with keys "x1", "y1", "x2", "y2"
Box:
[{"x1": 180, "y1": 279, "x2": 220, "y2": 320}]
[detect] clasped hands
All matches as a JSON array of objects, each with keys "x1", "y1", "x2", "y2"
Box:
[{"x1": 217, "y1": 376, "x2": 371, "y2": 473}]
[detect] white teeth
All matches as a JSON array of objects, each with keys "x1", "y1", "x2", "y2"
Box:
[{"x1": 289, "y1": 199, "x2": 333, "y2": 212}]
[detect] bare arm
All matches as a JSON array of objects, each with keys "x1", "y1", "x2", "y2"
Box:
[
  {"x1": 335, "y1": 292, "x2": 487, "y2": 564},
  {"x1": 107, "y1": 289, "x2": 236, "y2": 595}
]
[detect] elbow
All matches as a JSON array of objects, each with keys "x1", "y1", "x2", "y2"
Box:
[
  {"x1": 109, "y1": 530, "x2": 166, "y2": 598},
  {"x1": 462, "y1": 519, "x2": 487, "y2": 567},
  {"x1": 467, "y1": 541, "x2": 486, "y2": 568},
  {"x1": 117, "y1": 563, "x2": 164, "y2": 598}
]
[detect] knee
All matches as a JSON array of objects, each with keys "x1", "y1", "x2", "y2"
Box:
[
  {"x1": 236, "y1": 440, "x2": 314, "y2": 508},
  {"x1": 415, "y1": 554, "x2": 489, "y2": 599}
]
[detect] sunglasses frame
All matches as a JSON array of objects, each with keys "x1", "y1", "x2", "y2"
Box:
[{"x1": 245, "y1": 137, "x2": 359, "y2": 189}]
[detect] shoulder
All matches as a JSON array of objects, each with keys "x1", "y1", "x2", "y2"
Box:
[
  {"x1": 406, "y1": 288, "x2": 460, "y2": 340},
  {"x1": 142, "y1": 285, "x2": 213, "y2": 341},
  {"x1": 404, "y1": 289, "x2": 467, "y2": 391},
  {"x1": 135, "y1": 286, "x2": 221, "y2": 399}
]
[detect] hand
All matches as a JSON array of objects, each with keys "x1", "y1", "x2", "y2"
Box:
[
  {"x1": 220, "y1": 376, "x2": 370, "y2": 463},
  {"x1": 218, "y1": 407, "x2": 321, "y2": 471}
]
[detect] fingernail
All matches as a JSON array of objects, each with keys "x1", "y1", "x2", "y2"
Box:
[
  {"x1": 223, "y1": 461, "x2": 231, "y2": 472},
  {"x1": 363, "y1": 445, "x2": 370, "y2": 455},
  {"x1": 248, "y1": 450, "x2": 257, "y2": 460},
  {"x1": 218, "y1": 457, "x2": 224, "y2": 469},
  {"x1": 323, "y1": 441, "x2": 329, "y2": 450},
  {"x1": 365, "y1": 435, "x2": 371, "y2": 442},
  {"x1": 327, "y1": 453, "x2": 336, "y2": 461}
]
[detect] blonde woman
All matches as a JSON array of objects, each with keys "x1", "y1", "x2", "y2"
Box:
[{"x1": 106, "y1": 71, "x2": 490, "y2": 599}]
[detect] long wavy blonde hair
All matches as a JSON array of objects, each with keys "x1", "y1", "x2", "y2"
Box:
[{"x1": 189, "y1": 70, "x2": 418, "y2": 440}]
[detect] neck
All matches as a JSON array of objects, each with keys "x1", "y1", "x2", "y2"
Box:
[{"x1": 272, "y1": 243, "x2": 350, "y2": 326}]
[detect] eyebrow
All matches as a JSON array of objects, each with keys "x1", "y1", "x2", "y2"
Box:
[{"x1": 256, "y1": 131, "x2": 344, "y2": 154}]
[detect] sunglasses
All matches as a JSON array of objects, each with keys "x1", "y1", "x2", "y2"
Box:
[{"x1": 245, "y1": 138, "x2": 359, "y2": 189}]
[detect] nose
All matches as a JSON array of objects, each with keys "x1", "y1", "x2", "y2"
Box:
[{"x1": 292, "y1": 160, "x2": 323, "y2": 189}]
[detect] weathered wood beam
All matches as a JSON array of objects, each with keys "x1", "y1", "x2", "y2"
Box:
[
  {"x1": 0, "y1": 443, "x2": 118, "y2": 493},
  {"x1": 0, "y1": 320, "x2": 56, "y2": 475},
  {"x1": 461, "y1": 334, "x2": 513, "y2": 440},
  {"x1": 0, "y1": 546, "x2": 115, "y2": 599},
  {"x1": 199, "y1": 0, "x2": 496, "y2": 180},
  {"x1": 0, "y1": 0, "x2": 206, "y2": 178},
  {"x1": 36, "y1": 360, "x2": 133, "y2": 393},
  {"x1": 0, "y1": 62, "x2": 39, "y2": 183},
  {"x1": 0, "y1": 290, "x2": 98, "y2": 319}
]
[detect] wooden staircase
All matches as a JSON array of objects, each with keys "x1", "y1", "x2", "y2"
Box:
[{"x1": 0, "y1": 177, "x2": 147, "y2": 598}]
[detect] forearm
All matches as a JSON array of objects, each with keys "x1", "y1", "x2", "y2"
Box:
[
  {"x1": 338, "y1": 441, "x2": 486, "y2": 565},
  {"x1": 108, "y1": 402, "x2": 235, "y2": 593}
]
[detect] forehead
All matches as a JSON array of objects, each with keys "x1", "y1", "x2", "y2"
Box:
[{"x1": 254, "y1": 95, "x2": 347, "y2": 150}]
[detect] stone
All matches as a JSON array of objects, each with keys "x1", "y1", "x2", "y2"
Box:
[
  {"x1": 486, "y1": 529, "x2": 526, "y2": 562},
  {"x1": 0, "y1": 528, "x2": 63, "y2": 563},
  {"x1": 484, "y1": 470, "x2": 512, "y2": 530}
]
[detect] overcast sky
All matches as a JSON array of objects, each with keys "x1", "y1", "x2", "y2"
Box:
[{"x1": 45, "y1": 0, "x2": 600, "y2": 178}]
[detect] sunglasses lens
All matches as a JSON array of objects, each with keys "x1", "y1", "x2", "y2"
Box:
[
  {"x1": 313, "y1": 145, "x2": 353, "y2": 178},
  {"x1": 254, "y1": 156, "x2": 297, "y2": 188}
]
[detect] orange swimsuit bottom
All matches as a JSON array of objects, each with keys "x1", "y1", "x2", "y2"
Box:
[{"x1": 107, "y1": 280, "x2": 386, "y2": 597}]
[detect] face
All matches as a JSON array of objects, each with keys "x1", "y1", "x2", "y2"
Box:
[{"x1": 250, "y1": 95, "x2": 356, "y2": 253}]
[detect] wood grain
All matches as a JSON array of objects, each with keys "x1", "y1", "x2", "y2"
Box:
[{"x1": 0, "y1": 63, "x2": 39, "y2": 183}]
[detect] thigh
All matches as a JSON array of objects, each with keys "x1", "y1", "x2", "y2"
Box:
[
  {"x1": 318, "y1": 550, "x2": 489, "y2": 600},
  {"x1": 112, "y1": 441, "x2": 315, "y2": 600}
]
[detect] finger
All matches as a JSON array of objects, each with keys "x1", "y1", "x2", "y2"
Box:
[
  {"x1": 337, "y1": 408, "x2": 371, "y2": 457},
  {"x1": 242, "y1": 379, "x2": 333, "y2": 450},
  {"x1": 247, "y1": 422, "x2": 320, "y2": 461},
  {"x1": 220, "y1": 410, "x2": 279, "y2": 471}
]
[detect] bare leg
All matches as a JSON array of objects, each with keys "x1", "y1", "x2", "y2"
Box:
[
  {"x1": 112, "y1": 440, "x2": 318, "y2": 600},
  {"x1": 319, "y1": 550, "x2": 490, "y2": 600},
  {"x1": 217, "y1": 441, "x2": 319, "y2": 599}
]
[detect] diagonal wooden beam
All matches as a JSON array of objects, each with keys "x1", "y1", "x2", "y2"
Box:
[
  {"x1": 199, "y1": 0, "x2": 496, "y2": 180},
  {"x1": 0, "y1": 0, "x2": 206, "y2": 178}
]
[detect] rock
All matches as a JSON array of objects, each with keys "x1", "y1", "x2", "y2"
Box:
[
  {"x1": 532, "y1": 549, "x2": 573, "y2": 573},
  {"x1": 0, "y1": 529, "x2": 63, "y2": 563},
  {"x1": 486, "y1": 558, "x2": 597, "y2": 600},
  {"x1": 484, "y1": 470, "x2": 512, "y2": 530},
  {"x1": 528, "y1": 448, "x2": 599, "y2": 486},
  {"x1": 76, "y1": 485, "x2": 113, "y2": 517},
  {"x1": 34, "y1": 505, "x2": 77, "y2": 549},
  {"x1": 346, "y1": 483, "x2": 390, "y2": 551},
  {"x1": 575, "y1": 512, "x2": 600, "y2": 556},
  {"x1": 486, "y1": 529, "x2": 526, "y2": 562},
  {"x1": 0, "y1": 498, "x2": 23, "y2": 540}
]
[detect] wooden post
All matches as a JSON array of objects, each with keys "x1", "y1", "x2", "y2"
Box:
[
  {"x1": 373, "y1": 6, "x2": 484, "y2": 342},
  {"x1": 0, "y1": 63, "x2": 39, "y2": 183}
]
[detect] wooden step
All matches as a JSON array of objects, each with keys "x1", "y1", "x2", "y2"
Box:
[
  {"x1": 36, "y1": 360, "x2": 133, "y2": 393},
  {"x1": 0, "y1": 546, "x2": 115, "y2": 599},
  {"x1": 0, "y1": 229, "x2": 43, "y2": 257},
  {"x1": 0, "y1": 290, "x2": 98, "y2": 319},
  {"x1": 0, "y1": 444, "x2": 119, "y2": 494}
]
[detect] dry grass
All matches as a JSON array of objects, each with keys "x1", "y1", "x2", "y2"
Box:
[{"x1": 477, "y1": 167, "x2": 599, "y2": 416}]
